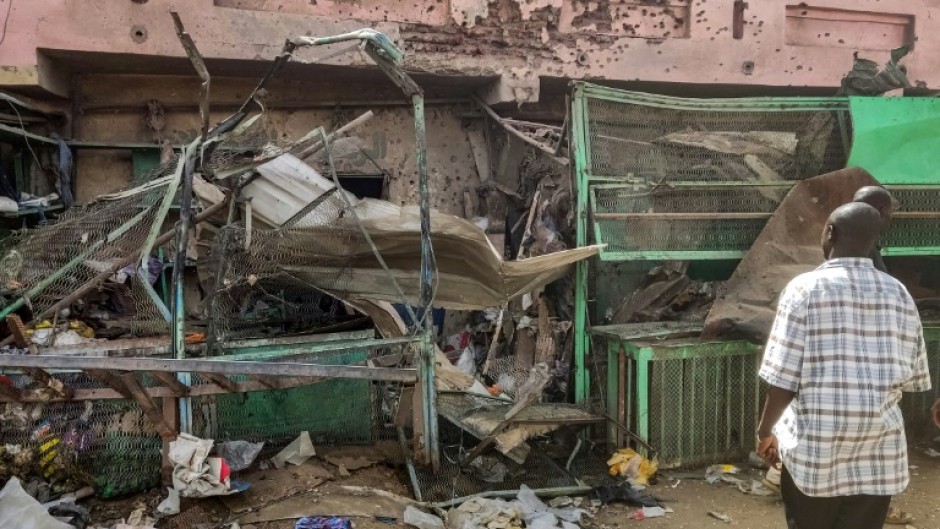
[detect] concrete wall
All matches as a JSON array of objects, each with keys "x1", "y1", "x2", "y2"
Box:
[
  {"x1": 1, "y1": 0, "x2": 939, "y2": 100},
  {"x1": 72, "y1": 74, "x2": 487, "y2": 212},
  {"x1": 3, "y1": 0, "x2": 938, "y2": 206}
]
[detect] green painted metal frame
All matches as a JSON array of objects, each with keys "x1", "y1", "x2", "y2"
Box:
[{"x1": 570, "y1": 83, "x2": 940, "y2": 403}]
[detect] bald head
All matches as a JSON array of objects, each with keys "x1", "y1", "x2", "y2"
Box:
[
  {"x1": 853, "y1": 186, "x2": 894, "y2": 227},
  {"x1": 821, "y1": 202, "x2": 883, "y2": 259}
]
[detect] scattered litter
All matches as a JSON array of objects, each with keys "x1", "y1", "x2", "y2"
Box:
[
  {"x1": 641, "y1": 506, "x2": 666, "y2": 518},
  {"x1": 295, "y1": 517, "x2": 353, "y2": 529},
  {"x1": 156, "y1": 487, "x2": 181, "y2": 515},
  {"x1": 607, "y1": 448, "x2": 657, "y2": 485},
  {"x1": 338, "y1": 465, "x2": 351, "y2": 477},
  {"x1": 517, "y1": 484, "x2": 585, "y2": 529},
  {"x1": 748, "y1": 451, "x2": 769, "y2": 469},
  {"x1": 737, "y1": 479, "x2": 775, "y2": 496},
  {"x1": 708, "y1": 511, "x2": 733, "y2": 523},
  {"x1": 0, "y1": 477, "x2": 72, "y2": 529},
  {"x1": 404, "y1": 506, "x2": 445, "y2": 529},
  {"x1": 48, "y1": 503, "x2": 90, "y2": 529},
  {"x1": 169, "y1": 433, "x2": 247, "y2": 497},
  {"x1": 705, "y1": 464, "x2": 740, "y2": 484},
  {"x1": 921, "y1": 448, "x2": 940, "y2": 458},
  {"x1": 593, "y1": 483, "x2": 662, "y2": 507},
  {"x1": 468, "y1": 455, "x2": 508, "y2": 483},
  {"x1": 273, "y1": 431, "x2": 316, "y2": 468},
  {"x1": 217, "y1": 440, "x2": 265, "y2": 472},
  {"x1": 547, "y1": 497, "x2": 573, "y2": 509},
  {"x1": 447, "y1": 497, "x2": 523, "y2": 529},
  {"x1": 375, "y1": 516, "x2": 398, "y2": 525}
]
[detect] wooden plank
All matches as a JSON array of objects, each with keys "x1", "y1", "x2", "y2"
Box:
[
  {"x1": 85, "y1": 369, "x2": 133, "y2": 399},
  {"x1": 199, "y1": 372, "x2": 239, "y2": 392},
  {"x1": 0, "y1": 355, "x2": 417, "y2": 382},
  {"x1": 250, "y1": 374, "x2": 281, "y2": 389},
  {"x1": 24, "y1": 368, "x2": 75, "y2": 399},
  {"x1": 0, "y1": 382, "x2": 22, "y2": 401},
  {"x1": 0, "y1": 375, "x2": 336, "y2": 403},
  {"x1": 593, "y1": 212, "x2": 773, "y2": 220},
  {"x1": 459, "y1": 369, "x2": 551, "y2": 467},
  {"x1": 149, "y1": 371, "x2": 191, "y2": 396},
  {"x1": 162, "y1": 396, "x2": 179, "y2": 485},
  {"x1": 121, "y1": 372, "x2": 175, "y2": 438}
]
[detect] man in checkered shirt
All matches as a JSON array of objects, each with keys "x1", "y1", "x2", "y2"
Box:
[{"x1": 756, "y1": 202, "x2": 932, "y2": 529}]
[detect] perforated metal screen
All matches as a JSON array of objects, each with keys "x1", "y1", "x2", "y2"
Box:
[{"x1": 579, "y1": 89, "x2": 850, "y2": 183}]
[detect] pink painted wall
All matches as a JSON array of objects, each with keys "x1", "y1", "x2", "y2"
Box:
[{"x1": 1, "y1": 0, "x2": 938, "y2": 98}]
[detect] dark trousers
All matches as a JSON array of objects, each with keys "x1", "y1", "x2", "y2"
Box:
[{"x1": 781, "y1": 467, "x2": 891, "y2": 529}]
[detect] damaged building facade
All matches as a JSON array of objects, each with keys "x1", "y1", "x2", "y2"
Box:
[{"x1": 1, "y1": 0, "x2": 940, "y2": 526}]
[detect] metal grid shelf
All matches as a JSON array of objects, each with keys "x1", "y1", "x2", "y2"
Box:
[{"x1": 590, "y1": 183, "x2": 940, "y2": 261}]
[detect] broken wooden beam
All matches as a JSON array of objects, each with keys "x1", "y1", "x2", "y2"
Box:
[
  {"x1": 0, "y1": 374, "x2": 332, "y2": 403},
  {"x1": 0, "y1": 355, "x2": 416, "y2": 382},
  {"x1": 199, "y1": 372, "x2": 239, "y2": 392},
  {"x1": 121, "y1": 372, "x2": 175, "y2": 438},
  {"x1": 149, "y1": 371, "x2": 191, "y2": 397},
  {"x1": 0, "y1": 381, "x2": 22, "y2": 401},
  {"x1": 85, "y1": 369, "x2": 133, "y2": 399}
]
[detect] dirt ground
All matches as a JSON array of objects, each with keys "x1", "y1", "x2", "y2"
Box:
[
  {"x1": 85, "y1": 442, "x2": 940, "y2": 529},
  {"x1": 593, "y1": 445, "x2": 940, "y2": 529}
]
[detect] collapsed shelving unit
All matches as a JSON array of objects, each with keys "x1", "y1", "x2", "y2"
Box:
[{"x1": 570, "y1": 83, "x2": 940, "y2": 467}]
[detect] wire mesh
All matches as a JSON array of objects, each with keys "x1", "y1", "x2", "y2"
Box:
[
  {"x1": 899, "y1": 329, "x2": 940, "y2": 438},
  {"x1": 0, "y1": 340, "x2": 411, "y2": 499},
  {"x1": 582, "y1": 92, "x2": 850, "y2": 182},
  {"x1": 0, "y1": 371, "x2": 165, "y2": 499},
  {"x1": 0, "y1": 181, "x2": 173, "y2": 337},
  {"x1": 204, "y1": 169, "x2": 402, "y2": 346},
  {"x1": 413, "y1": 420, "x2": 581, "y2": 503},
  {"x1": 190, "y1": 342, "x2": 408, "y2": 446}
]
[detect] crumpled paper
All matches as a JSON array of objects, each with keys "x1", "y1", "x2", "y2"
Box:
[{"x1": 169, "y1": 433, "x2": 238, "y2": 498}]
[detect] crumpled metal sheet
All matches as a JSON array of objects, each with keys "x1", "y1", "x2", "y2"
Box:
[
  {"x1": 839, "y1": 46, "x2": 912, "y2": 96},
  {"x1": 701, "y1": 168, "x2": 879, "y2": 343}
]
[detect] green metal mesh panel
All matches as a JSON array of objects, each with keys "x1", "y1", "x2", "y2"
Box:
[
  {"x1": 581, "y1": 90, "x2": 850, "y2": 183},
  {"x1": 592, "y1": 185, "x2": 788, "y2": 256},
  {"x1": 899, "y1": 328, "x2": 940, "y2": 438},
  {"x1": 644, "y1": 346, "x2": 763, "y2": 468},
  {"x1": 190, "y1": 346, "x2": 385, "y2": 446},
  {"x1": 0, "y1": 179, "x2": 173, "y2": 337},
  {"x1": 590, "y1": 184, "x2": 940, "y2": 258}
]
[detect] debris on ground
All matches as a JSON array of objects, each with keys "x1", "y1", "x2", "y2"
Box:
[
  {"x1": 295, "y1": 516, "x2": 353, "y2": 529},
  {"x1": 606, "y1": 448, "x2": 657, "y2": 485},
  {"x1": 169, "y1": 434, "x2": 248, "y2": 498},
  {"x1": 0, "y1": 477, "x2": 73, "y2": 529},
  {"x1": 704, "y1": 464, "x2": 740, "y2": 485},
  {"x1": 592, "y1": 483, "x2": 663, "y2": 508},
  {"x1": 708, "y1": 511, "x2": 733, "y2": 523},
  {"x1": 403, "y1": 505, "x2": 445, "y2": 529},
  {"x1": 273, "y1": 432, "x2": 317, "y2": 469},
  {"x1": 217, "y1": 441, "x2": 265, "y2": 472}
]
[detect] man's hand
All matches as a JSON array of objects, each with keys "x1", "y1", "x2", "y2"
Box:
[
  {"x1": 932, "y1": 398, "x2": 940, "y2": 429},
  {"x1": 757, "y1": 434, "x2": 781, "y2": 470}
]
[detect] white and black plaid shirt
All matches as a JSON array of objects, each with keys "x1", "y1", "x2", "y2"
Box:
[{"x1": 760, "y1": 257, "x2": 931, "y2": 497}]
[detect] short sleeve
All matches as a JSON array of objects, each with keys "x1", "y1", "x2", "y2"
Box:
[
  {"x1": 759, "y1": 282, "x2": 808, "y2": 392},
  {"x1": 903, "y1": 313, "x2": 932, "y2": 393}
]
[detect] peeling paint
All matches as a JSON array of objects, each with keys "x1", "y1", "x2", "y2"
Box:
[{"x1": 451, "y1": 0, "x2": 492, "y2": 28}]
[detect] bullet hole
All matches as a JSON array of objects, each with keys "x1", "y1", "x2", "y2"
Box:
[
  {"x1": 824, "y1": 32, "x2": 830, "y2": 37},
  {"x1": 131, "y1": 0, "x2": 148, "y2": 3},
  {"x1": 801, "y1": 10, "x2": 808, "y2": 15},
  {"x1": 130, "y1": 25, "x2": 148, "y2": 43},
  {"x1": 838, "y1": 39, "x2": 845, "y2": 44},
  {"x1": 576, "y1": 52, "x2": 589, "y2": 65},
  {"x1": 741, "y1": 61, "x2": 755, "y2": 75},
  {"x1": 796, "y1": 65, "x2": 803, "y2": 70}
]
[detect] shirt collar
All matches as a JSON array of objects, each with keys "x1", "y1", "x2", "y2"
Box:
[{"x1": 817, "y1": 257, "x2": 874, "y2": 270}]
